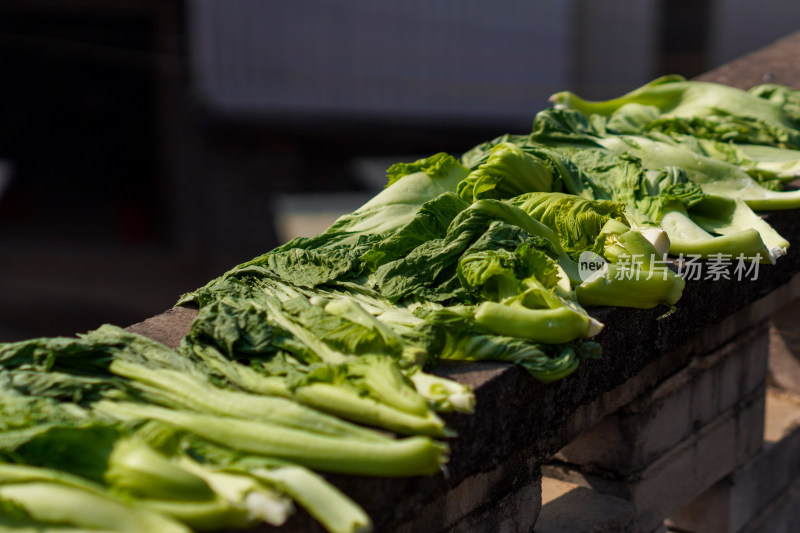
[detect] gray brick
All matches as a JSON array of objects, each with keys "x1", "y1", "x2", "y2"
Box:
[
  {"x1": 691, "y1": 365, "x2": 718, "y2": 432},
  {"x1": 637, "y1": 390, "x2": 764, "y2": 531},
  {"x1": 546, "y1": 390, "x2": 765, "y2": 533},
  {"x1": 556, "y1": 327, "x2": 768, "y2": 476},
  {"x1": 740, "y1": 476, "x2": 800, "y2": 533},
  {"x1": 667, "y1": 389, "x2": 800, "y2": 533}
]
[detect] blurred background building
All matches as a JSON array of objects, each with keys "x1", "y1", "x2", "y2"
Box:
[{"x1": 0, "y1": 0, "x2": 798, "y2": 341}]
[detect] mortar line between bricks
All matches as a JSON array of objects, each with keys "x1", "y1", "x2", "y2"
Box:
[
  {"x1": 624, "y1": 322, "x2": 769, "y2": 415},
  {"x1": 542, "y1": 320, "x2": 770, "y2": 463},
  {"x1": 548, "y1": 385, "x2": 767, "y2": 483},
  {"x1": 621, "y1": 384, "x2": 765, "y2": 482}
]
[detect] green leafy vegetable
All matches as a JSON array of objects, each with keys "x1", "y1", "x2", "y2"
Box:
[
  {"x1": 550, "y1": 75, "x2": 800, "y2": 148},
  {"x1": 457, "y1": 142, "x2": 554, "y2": 202},
  {"x1": 529, "y1": 108, "x2": 783, "y2": 262}
]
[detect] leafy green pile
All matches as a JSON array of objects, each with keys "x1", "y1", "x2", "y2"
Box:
[
  {"x1": 2, "y1": 76, "x2": 800, "y2": 532},
  {"x1": 546, "y1": 75, "x2": 800, "y2": 261}
]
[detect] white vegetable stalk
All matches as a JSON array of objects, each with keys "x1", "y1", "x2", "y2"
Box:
[
  {"x1": 254, "y1": 466, "x2": 373, "y2": 533},
  {"x1": 177, "y1": 457, "x2": 293, "y2": 526},
  {"x1": 407, "y1": 369, "x2": 476, "y2": 414},
  {"x1": 639, "y1": 227, "x2": 670, "y2": 257},
  {"x1": 0, "y1": 465, "x2": 190, "y2": 533}
]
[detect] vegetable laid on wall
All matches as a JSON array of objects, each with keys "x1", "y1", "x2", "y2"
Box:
[{"x1": 2, "y1": 75, "x2": 800, "y2": 533}]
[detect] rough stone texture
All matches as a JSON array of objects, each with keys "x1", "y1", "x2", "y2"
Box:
[
  {"x1": 555, "y1": 325, "x2": 768, "y2": 475},
  {"x1": 121, "y1": 33, "x2": 800, "y2": 531},
  {"x1": 667, "y1": 389, "x2": 800, "y2": 533},
  {"x1": 536, "y1": 477, "x2": 635, "y2": 533}
]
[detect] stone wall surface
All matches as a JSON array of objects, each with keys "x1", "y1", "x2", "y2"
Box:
[{"x1": 125, "y1": 31, "x2": 800, "y2": 533}]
